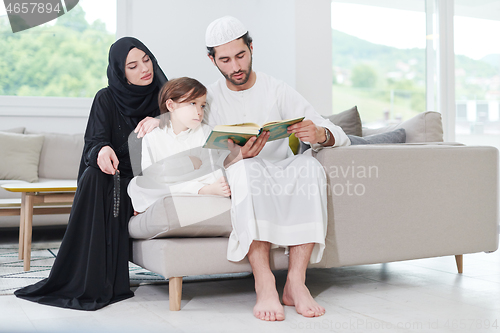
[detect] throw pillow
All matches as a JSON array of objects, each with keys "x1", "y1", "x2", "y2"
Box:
[
  {"x1": 348, "y1": 128, "x2": 406, "y2": 145},
  {"x1": 0, "y1": 132, "x2": 44, "y2": 182},
  {"x1": 25, "y1": 131, "x2": 84, "y2": 179},
  {"x1": 362, "y1": 111, "x2": 443, "y2": 143},
  {"x1": 289, "y1": 133, "x2": 300, "y2": 155},
  {"x1": 327, "y1": 105, "x2": 363, "y2": 136}
]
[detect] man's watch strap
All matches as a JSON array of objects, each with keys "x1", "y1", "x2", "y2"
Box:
[{"x1": 320, "y1": 127, "x2": 331, "y2": 146}]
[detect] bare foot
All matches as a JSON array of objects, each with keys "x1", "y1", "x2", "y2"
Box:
[
  {"x1": 282, "y1": 279, "x2": 325, "y2": 317},
  {"x1": 253, "y1": 272, "x2": 285, "y2": 321},
  {"x1": 198, "y1": 176, "x2": 231, "y2": 197}
]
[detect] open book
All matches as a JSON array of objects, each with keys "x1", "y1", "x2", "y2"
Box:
[{"x1": 203, "y1": 116, "x2": 304, "y2": 150}]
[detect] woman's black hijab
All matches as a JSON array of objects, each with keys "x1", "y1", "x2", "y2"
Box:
[{"x1": 107, "y1": 37, "x2": 167, "y2": 118}]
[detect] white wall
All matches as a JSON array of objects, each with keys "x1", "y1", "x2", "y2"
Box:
[
  {"x1": 0, "y1": 96, "x2": 91, "y2": 134},
  {"x1": 295, "y1": 0, "x2": 332, "y2": 115},
  {"x1": 117, "y1": 0, "x2": 333, "y2": 115}
]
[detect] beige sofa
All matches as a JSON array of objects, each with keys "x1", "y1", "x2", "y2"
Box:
[
  {"x1": 128, "y1": 111, "x2": 499, "y2": 311},
  {"x1": 0, "y1": 127, "x2": 83, "y2": 228}
]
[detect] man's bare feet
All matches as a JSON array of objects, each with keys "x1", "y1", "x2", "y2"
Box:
[
  {"x1": 198, "y1": 176, "x2": 231, "y2": 197},
  {"x1": 253, "y1": 271, "x2": 285, "y2": 321},
  {"x1": 282, "y1": 278, "x2": 325, "y2": 318}
]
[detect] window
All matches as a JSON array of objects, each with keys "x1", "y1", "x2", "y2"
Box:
[
  {"x1": 331, "y1": 1, "x2": 426, "y2": 128},
  {"x1": 454, "y1": 3, "x2": 500, "y2": 149},
  {"x1": 0, "y1": 0, "x2": 116, "y2": 98}
]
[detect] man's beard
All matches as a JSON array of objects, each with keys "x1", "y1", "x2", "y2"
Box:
[{"x1": 217, "y1": 58, "x2": 253, "y2": 86}]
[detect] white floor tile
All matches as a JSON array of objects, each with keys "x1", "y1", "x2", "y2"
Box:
[{"x1": 1, "y1": 245, "x2": 500, "y2": 333}]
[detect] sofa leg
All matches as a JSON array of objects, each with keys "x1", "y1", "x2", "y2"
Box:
[
  {"x1": 169, "y1": 276, "x2": 183, "y2": 311},
  {"x1": 455, "y1": 255, "x2": 463, "y2": 274}
]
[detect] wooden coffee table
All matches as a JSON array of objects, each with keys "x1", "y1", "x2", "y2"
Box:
[{"x1": 1, "y1": 181, "x2": 77, "y2": 271}]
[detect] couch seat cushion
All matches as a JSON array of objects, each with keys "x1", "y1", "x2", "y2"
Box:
[{"x1": 129, "y1": 194, "x2": 232, "y2": 239}]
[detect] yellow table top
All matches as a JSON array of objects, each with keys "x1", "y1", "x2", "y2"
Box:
[{"x1": 1, "y1": 180, "x2": 77, "y2": 192}]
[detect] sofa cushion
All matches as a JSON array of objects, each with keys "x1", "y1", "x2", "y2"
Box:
[
  {"x1": 327, "y1": 106, "x2": 363, "y2": 136},
  {"x1": 129, "y1": 194, "x2": 232, "y2": 239},
  {"x1": 0, "y1": 132, "x2": 44, "y2": 183},
  {"x1": 348, "y1": 129, "x2": 406, "y2": 145},
  {"x1": 362, "y1": 111, "x2": 443, "y2": 143},
  {"x1": 25, "y1": 131, "x2": 84, "y2": 180}
]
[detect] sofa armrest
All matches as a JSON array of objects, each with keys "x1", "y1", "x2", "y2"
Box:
[{"x1": 311, "y1": 144, "x2": 499, "y2": 268}]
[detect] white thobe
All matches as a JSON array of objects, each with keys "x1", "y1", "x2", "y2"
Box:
[
  {"x1": 206, "y1": 72, "x2": 350, "y2": 263},
  {"x1": 127, "y1": 123, "x2": 223, "y2": 213}
]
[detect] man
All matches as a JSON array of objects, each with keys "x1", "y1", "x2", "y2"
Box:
[{"x1": 204, "y1": 16, "x2": 350, "y2": 321}]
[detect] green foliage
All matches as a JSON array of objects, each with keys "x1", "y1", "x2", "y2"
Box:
[
  {"x1": 0, "y1": 5, "x2": 114, "y2": 97},
  {"x1": 351, "y1": 63, "x2": 378, "y2": 88},
  {"x1": 331, "y1": 28, "x2": 498, "y2": 119}
]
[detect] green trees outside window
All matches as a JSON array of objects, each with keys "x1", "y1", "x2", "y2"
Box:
[{"x1": 0, "y1": 5, "x2": 114, "y2": 97}]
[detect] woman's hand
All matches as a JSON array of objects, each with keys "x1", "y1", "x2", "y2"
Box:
[
  {"x1": 97, "y1": 146, "x2": 119, "y2": 175},
  {"x1": 189, "y1": 156, "x2": 202, "y2": 170},
  {"x1": 134, "y1": 117, "x2": 160, "y2": 138}
]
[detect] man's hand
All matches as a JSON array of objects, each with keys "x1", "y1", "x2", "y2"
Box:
[
  {"x1": 288, "y1": 120, "x2": 333, "y2": 145},
  {"x1": 97, "y1": 146, "x2": 119, "y2": 175},
  {"x1": 134, "y1": 117, "x2": 160, "y2": 138},
  {"x1": 224, "y1": 131, "x2": 270, "y2": 168}
]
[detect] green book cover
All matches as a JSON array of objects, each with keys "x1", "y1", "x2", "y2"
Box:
[{"x1": 203, "y1": 116, "x2": 305, "y2": 150}]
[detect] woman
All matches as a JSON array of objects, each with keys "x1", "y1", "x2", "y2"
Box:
[{"x1": 15, "y1": 37, "x2": 167, "y2": 311}]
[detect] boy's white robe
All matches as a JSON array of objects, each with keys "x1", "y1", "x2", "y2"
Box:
[{"x1": 127, "y1": 123, "x2": 224, "y2": 213}]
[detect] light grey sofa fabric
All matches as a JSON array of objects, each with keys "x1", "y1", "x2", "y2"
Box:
[
  {"x1": 25, "y1": 131, "x2": 84, "y2": 180},
  {"x1": 132, "y1": 238, "x2": 290, "y2": 278},
  {"x1": 0, "y1": 132, "x2": 44, "y2": 182},
  {"x1": 131, "y1": 143, "x2": 499, "y2": 279},
  {"x1": 348, "y1": 128, "x2": 406, "y2": 145},
  {"x1": 312, "y1": 144, "x2": 498, "y2": 268}
]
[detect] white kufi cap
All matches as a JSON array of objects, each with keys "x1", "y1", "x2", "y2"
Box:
[{"x1": 205, "y1": 16, "x2": 247, "y2": 47}]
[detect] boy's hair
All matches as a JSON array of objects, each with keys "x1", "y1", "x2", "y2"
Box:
[
  {"x1": 158, "y1": 77, "x2": 207, "y2": 114},
  {"x1": 207, "y1": 32, "x2": 253, "y2": 58},
  {"x1": 158, "y1": 77, "x2": 206, "y2": 129}
]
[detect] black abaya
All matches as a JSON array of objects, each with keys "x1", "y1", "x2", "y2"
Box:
[
  {"x1": 15, "y1": 37, "x2": 166, "y2": 310},
  {"x1": 15, "y1": 90, "x2": 155, "y2": 310}
]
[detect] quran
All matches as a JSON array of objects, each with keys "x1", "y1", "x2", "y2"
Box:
[{"x1": 203, "y1": 117, "x2": 304, "y2": 150}]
